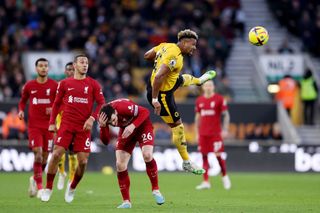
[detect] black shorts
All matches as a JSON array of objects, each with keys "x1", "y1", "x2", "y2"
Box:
[{"x1": 147, "y1": 75, "x2": 184, "y2": 124}]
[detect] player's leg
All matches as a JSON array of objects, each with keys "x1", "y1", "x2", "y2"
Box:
[
  {"x1": 196, "y1": 153, "x2": 211, "y2": 190},
  {"x1": 68, "y1": 152, "x2": 78, "y2": 184},
  {"x1": 28, "y1": 128, "x2": 44, "y2": 198},
  {"x1": 64, "y1": 151, "x2": 89, "y2": 203},
  {"x1": 115, "y1": 149, "x2": 132, "y2": 208},
  {"x1": 214, "y1": 141, "x2": 231, "y2": 190},
  {"x1": 181, "y1": 70, "x2": 216, "y2": 87},
  {"x1": 156, "y1": 92, "x2": 205, "y2": 175},
  {"x1": 64, "y1": 132, "x2": 91, "y2": 203},
  {"x1": 31, "y1": 147, "x2": 43, "y2": 196},
  {"x1": 41, "y1": 125, "x2": 72, "y2": 202},
  {"x1": 141, "y1": 145, "x2": 165, "y2": 205},
  {"x1": 196, "y1": 136, "x2": 212, "y2": 189},
  {"x1": 41, "y1": 144, "x2": 65, "y2": 202},
  {"x1": 57, "y1": 153, "x2": 67, "y2": 190}
]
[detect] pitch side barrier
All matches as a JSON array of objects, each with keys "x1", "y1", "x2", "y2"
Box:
[{"x1": 0, "y1": 142, "x2": 319, "y2": 173}]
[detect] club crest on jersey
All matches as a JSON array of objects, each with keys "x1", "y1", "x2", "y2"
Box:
[
  {"x1": 84, "y1": 86, "x2": 89, "y2": 94},
  {"x1": 46, "y1": 88, "x2": 50, "y2": 96},
  {"x1": 68, "y1": 95, "x2": 73, "y2": 103},
  {"x1": 210, "y1": 101, "x2": 215, "y2": 108}
]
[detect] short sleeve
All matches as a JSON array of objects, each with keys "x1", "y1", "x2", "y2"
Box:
[
  {"x1": 163, "y1": 53, "x2": 178, "y2": 71},
  {"x1": 153, "y1": 43, "x2": 163, "y2": 53},
  {"x1": 221, "y1": 98, "x2": 228, "y2": 111}
]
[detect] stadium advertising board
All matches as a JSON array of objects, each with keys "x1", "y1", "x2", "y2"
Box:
[
  {"x1": 0, "y1": 102, "x2": 280, "y2": 142},
  {"x1": 259, "y1": 54, "x2": 304, "y2": 82},
  {"x1": 22, "y1": 52, "x2": 75, "y2": 81},
  {"x1": 1, "y1": 144, "x2": 319, "y2": 173},
  {"x1": 142, "y1": 102, "x2": 280, "y2": 142}
]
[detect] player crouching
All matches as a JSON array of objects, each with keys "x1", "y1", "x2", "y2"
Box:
[{"x1": 98, "y1": 99, "x2": 165, "y2": 208}]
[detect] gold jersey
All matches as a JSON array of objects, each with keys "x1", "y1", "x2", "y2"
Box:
[{"x1": 150, "y1": 43, "x2": 183, "y2": 91}]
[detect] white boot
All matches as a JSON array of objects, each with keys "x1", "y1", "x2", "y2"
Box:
[
  {"x1": 40, "y1": 189, "x2": 52, "y2": 202},
  {"x1": 28, "y1": 176, "x2": 37, "y2": 197},
  {"x1": 222, "y1": 175, "x2": 231, "y2": 190},
  {"x1": 195, "y1": 181, "x2": 211, "y2": 190},
  {"x1": 65, "y1": 183, "x2": 76, "y2": 203},
  {"x1": 57, "y1": 172, "x2": 67, "y2": 190}
]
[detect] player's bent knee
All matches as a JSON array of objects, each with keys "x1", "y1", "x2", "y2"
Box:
[
  {"x1": 77, "y1": 159, "x2": 88, "y2": 167},
  {"x1": 34, "y1": 154, "x2": 43, "y2": 163},
  {"x1": 142, "y1": 152, "x2": 153, "y2": 162},
  {"x1": 51, "y1": 151, "x2": 63, "y2": 162},
  {"x1": 116, "y1": 161, "x2": 127, "y2": 172}
]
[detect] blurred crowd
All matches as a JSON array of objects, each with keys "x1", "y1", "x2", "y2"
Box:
[
  {"x1": 268, "y1": 0, "x2": 320, "y2": 55},
  {"x1": 0, "y1": 0, "x2": 244, "y2": 101}
]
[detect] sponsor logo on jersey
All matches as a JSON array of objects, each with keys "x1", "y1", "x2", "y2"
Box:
[
  {"x1": 67, "y1": 88, "x2": 74, "y2": 91},
  {"x1": 67, "y1": 95, "x2": 88, "y2": 104},
  {"x1": 32, "y1": 97, "x2": 51, "y2": 105},
  {"x1": 31, "y1": 90, "x2": 37, "y2": 94},
  {"x1": 200, "y1": 109, "x2": 215, "y2": 116}
]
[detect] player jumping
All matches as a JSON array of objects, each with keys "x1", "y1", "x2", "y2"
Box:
[{"x1": 144, "y1": 29, "x2": 216, "y2": 175}]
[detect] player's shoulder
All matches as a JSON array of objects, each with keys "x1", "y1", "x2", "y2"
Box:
[
  {"x1": 195, "y1": 95, "x2": 204, "y2": 103},
  {"x1": 86, "y1": 76, "x2": 100, "y2": 85},
  {"x1": 25, "y1": 79, "x2": 36, "y2": 85},
  {"x1": 164, "y1": 43, "x2": 180, "y2": 55},
  {"x1": 47, "y1": 78, "x2": 58, "y2": 85},
  {"x1": 214, "y1": 93, "x2": 227, "y2": 104},
  {"x1": 214, "y1": 93, "x2": 225, "y2": 100}
]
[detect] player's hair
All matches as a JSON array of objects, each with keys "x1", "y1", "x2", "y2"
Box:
[
  {"x1": 74, "y1": 54, "x2": 87, "y2": 62},
  {"x1": 35, "y1": 58, "x2": 48, "y2": 66},
  {"x1": 100, "y1": 104, "x2": 115, "y2": 121},
  {"x1": 177, "y1": 29, "x2": 198, "y2": 41},
  {"x1": 65, "y1": 62, "x2": 73, "y2": 68}
]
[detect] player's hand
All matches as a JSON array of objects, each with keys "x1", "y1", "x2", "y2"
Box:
[
  {"x1": 18, "y1": 111, "x2": 24, "y2": 120},
  {"x1": 221, "y1": 130, "x2": 228, "y2": 139},
  {"x1": 48, "y1": 124, "x2": 57, "y2": 132},
  {"x1": 83, "y1": 116, "x2": 95, "y2": 131},
  {"x1": 152, "y1": 99, "x2": 161, "y2": 115},
  {"x1": 98, "y1": 112, "x2": 108, "y2": 127},
  {"x1": 122, "y1": 123, "x2": 135, "y2": 138},
  {"x1": 45, "y1": 107, "x2": 52, "y2": 115}
]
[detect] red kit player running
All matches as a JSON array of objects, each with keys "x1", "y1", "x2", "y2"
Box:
[
  {"x1": 41, "y1": 55, "x2": 105, "y2": 203},
  {"x1": 98, "y1": 99, "x2": 165, "y2": 209},
  {"x1": 18, "y1": 58, "x2": 58, "y2": 198},
  {"x1": 194, "y1": 80, "x2": 231, "y2": 190}
]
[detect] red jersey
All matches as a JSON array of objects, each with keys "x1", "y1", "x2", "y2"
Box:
[
  {"x1": 195, "y1": 94, "x2": 227, "y2": 138},
  {"x1": 100, "y1": 99, "x2": 150, "y2": 144},
  {"x1": 18, "y1": 78, "x2": 58, "y2": 129},
  {"x1": 49, "y1": 77, "x2": 105, "y2": 129}
]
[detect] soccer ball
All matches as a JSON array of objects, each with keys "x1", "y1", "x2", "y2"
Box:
[{"x1": 248, "y1": 26, "x2": 269, "y2": 46}]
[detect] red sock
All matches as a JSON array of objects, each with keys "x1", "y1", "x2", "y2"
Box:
[
  {"x1": 46, "y1": 173, "x2": 56, "y2": 190},
  {"x1": 117, "y1": 170, "x2": 130, "y2": 201},
  {"x1": 145, "y1": 159, "x2": 159, "y2": 191},
  {"x1": 202, "y1": 155, "x2": 209, "y2": 181},
  {"x1": 217, "y1": 155, "x2": 227, "y2": 176},
  {"x1": 33, "y1": 162, "x2": 43, "y2": 190},
  {"x1": 70, "y1": 173, "x2": 82, "y2": 189},
  {"x1": 42, "y1": 164, "x2": 47, "y2": 172}
]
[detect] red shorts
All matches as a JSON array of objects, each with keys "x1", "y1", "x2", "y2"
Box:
[
  {"x1": 198, "y1": 135, "x2": 224, "y2": 154},
  {"x1": 116, "y1": 120, "x2": 154, "y2": 155},
  {"x1": 28, "y1": 128, "x2": 54, "y2": 152},
  {"x1": 55, "y1": 123, "x2": 91, "y2": 153}
]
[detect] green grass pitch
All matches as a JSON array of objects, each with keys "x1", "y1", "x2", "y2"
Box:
[{"x1": 0, "y1": 172, "x2": 319, "y2": 213}]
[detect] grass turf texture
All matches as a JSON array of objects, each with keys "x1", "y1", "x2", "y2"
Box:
[{"x1": 0, "y1": 172, "x2": 319, "y2": 213}]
